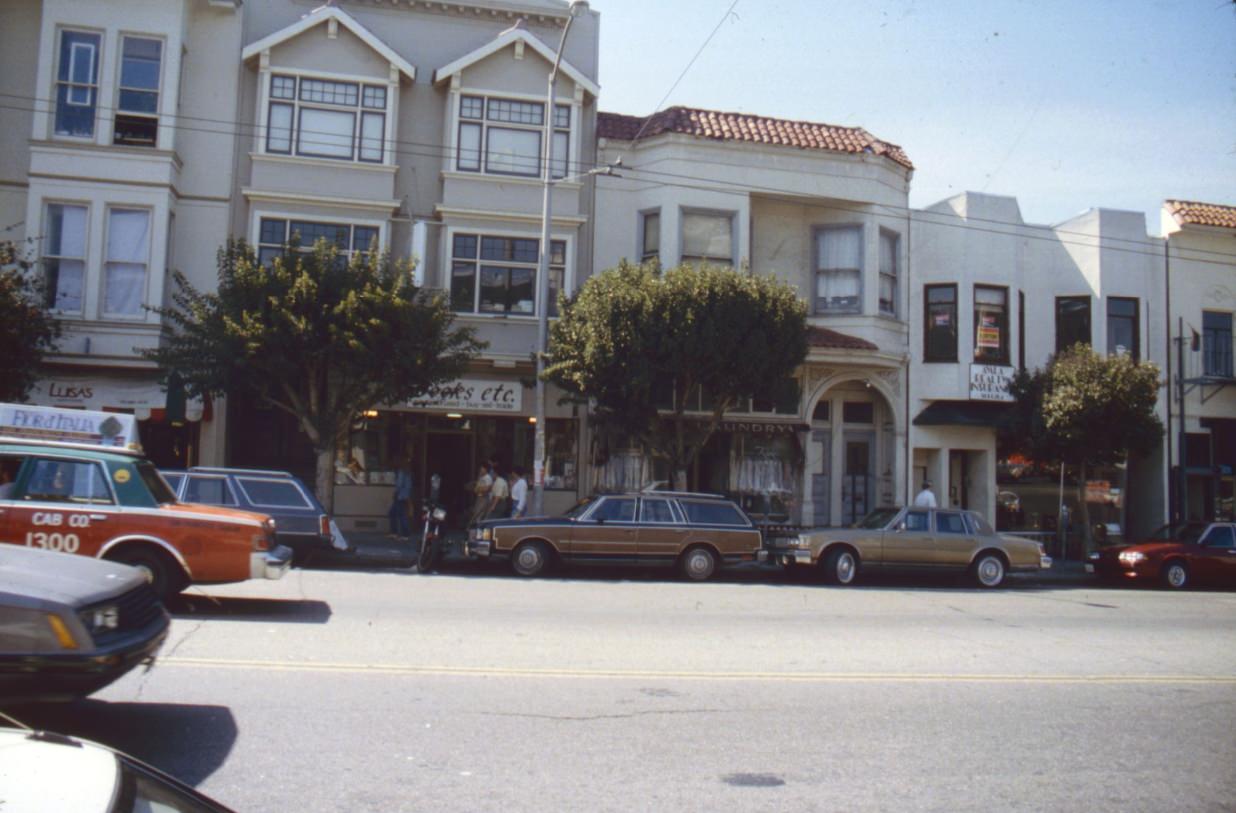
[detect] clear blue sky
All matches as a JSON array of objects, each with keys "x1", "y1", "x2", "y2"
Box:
[{"x1": 594, "y1": 0, "x2": 1236, "y2": 233}]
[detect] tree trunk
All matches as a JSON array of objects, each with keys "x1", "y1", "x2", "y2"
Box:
[
  {"x1": 316, "y1": 447, "x2": 336, "y2": 515},
  {"x1": 1075, "y1": 460, "x2": 1093, "y2": 556}
]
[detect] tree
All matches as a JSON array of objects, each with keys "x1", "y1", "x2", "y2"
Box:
[
  {"x1": 144, "y1": 239, "x2": 483, "y2": 511},
  {"x1": 1004, "y1": 344, "x2": 1164, "y2": 550},
  {"x1": 0, "y1": 239, "x2": 62, "y2": 402},
  {"x1": 546, "y1": 260, "x2": 808, "y2": 490}
]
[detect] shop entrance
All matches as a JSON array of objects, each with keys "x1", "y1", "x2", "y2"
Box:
[
  {"x1": 425, "y1": 432, "x2": 473, "y2": 529},
  {"x1": 842, "y1": 438, "x2": 872, "y2": 525},
  {"x1": 949, "y1": 450, "x2": 970, "y2": 509}
]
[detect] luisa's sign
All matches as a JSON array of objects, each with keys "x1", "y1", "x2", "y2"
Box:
[{"x1": 969, "y1": 364, "x2": 1015, "y2": 402}]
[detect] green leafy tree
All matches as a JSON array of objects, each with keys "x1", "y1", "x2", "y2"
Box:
[
  {"x1": 1004, "y1": 344, "x2": 1164, "y2": 550},
  {"x1": 546, "y1": 260, "x2": 808, "y2": 489},
  {"x1": 144, "y1": 239, "x2": 483, "y2": 511},
  {"x1": 0, "y1": 239, "x2": 62, "y2": 402}
]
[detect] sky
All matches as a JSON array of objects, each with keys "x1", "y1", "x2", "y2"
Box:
[{"x1": 592, "y1": 0, "x2": 1236, "y2": 234}]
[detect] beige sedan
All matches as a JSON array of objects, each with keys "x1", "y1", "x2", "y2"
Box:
[{"x1": 773, "y1": 506, "x2": 1051, "y2": 588}]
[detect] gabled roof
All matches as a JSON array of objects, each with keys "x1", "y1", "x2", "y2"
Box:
[
  {"x1": 1165, "y1": 200, "x2": 1236, "y2": 230},
  {"x1": 433, "y1": 23, "x2": 599, "y2": 97},
  {"x1": 242, "y1": 4, "x2": 416, "y2": 81},
  {"x1": 598, "y1": 107, "x2": 913, "y2": 170}
]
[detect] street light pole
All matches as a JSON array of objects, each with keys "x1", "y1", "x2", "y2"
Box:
[{"x1": 532, "y1": 1, "x2": 584, "y2": 517}]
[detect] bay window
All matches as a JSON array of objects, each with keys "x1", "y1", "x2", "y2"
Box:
[
  {"x1": 878, "y1": 230, "x2": 899, "y2": 316},
  {"x1": 257, "y1": 218, "x2": 380, "y2": 267},
  {"x1": 55, "y1": 30, "x2": 101, "y2": 137},
  {"x1": 681, "y1": 211, "x2": 733, "y2": 265},
  {"x1": 450, "y1": 234, "x2": 565, "y2": 316},
  {"x1": 973, "y1": 285, "x2": 1009, "y2": 365},
  {"x1": 924, "y1": 284, "x2": 957, "y2": 362},
  {"x1": 103, "y1": 208, "x2": 151, "y2": 317},
  {"x1": 114, "y1": 36, "x2": 162, "y2": 146},
  {"x1": 456, "y1": 95, "x2": 570, "y2": 179},
  {"x1": 42, "y1": 204, "x2": 87, "y2": 313},
  {"x1": 815, "y1": 226, "x2": 862, "y2": 314},
  {"x1": 266, "y1": 75, "x2": 387, "y2": 163}
]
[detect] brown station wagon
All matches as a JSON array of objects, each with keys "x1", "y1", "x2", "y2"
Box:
[{"x1": 463, "y1": 492, "x2": 766, "y2": 580}]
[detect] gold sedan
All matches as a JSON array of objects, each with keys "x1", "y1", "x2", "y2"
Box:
[{"x1": 773, "y1": 506, "x2": 1051, "y2": 588}]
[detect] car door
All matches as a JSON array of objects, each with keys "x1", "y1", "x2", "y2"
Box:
[
  {"x1": 637, "y1": 497, "x2": 683, "y2": 564},
  {"x1": 879, "y1": 509, "x2": 934, "y2": 567},
  {"x1": 571, "y1": 497, "x2": 638, "y2": 562},
  {"x1": 1195, "y1": 524, "x2": 1236, "y2": 586},
  {"x1": 932, "y1": 510, "x2": 975, "y2": 569},
  {"x1": 1, "y1": 456, "x2": 119, "y2": 559}
]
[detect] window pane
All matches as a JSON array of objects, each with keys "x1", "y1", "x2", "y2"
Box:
[
  {"x1": 297, "y1": 108, "x2": 355, "y2": 158},
  {"x1": 359, "y1": 112, "x2": 384, "y2": 161},
  {"x1": 107, "y1": 209, "x2": 150, "y2": 263},
  {"x1": 554, "y1": 104, "x2": 571, "y2": 128},
  {"x1": 120, "y1": 37, "x2": 161, "y2": 91},
  {"x1": 270, "y1": 75, "x2": 296, "y2": 100},
  {"x1": 593, "y1": 498, "x2": 636, "y2": 522},
  {"x1": 457, "y1": 122, "x2": 481, "y2": 171},
  {"x1": 27, "y1": 460, "x2": 110, "y2": 503},
  {"x1": 879, "y1": 231, "x2": 897, "y2": 275},
  {"x1": 118, "y1": 90, "x2": 158, "y2": 115},
  {"x1": 105, "y1": 263, "x2": 145, "y2": 315},
  {"x1": 43, "y1": 258, "x2": 84, "y2": 312},
  {"x1": 974, "y1": 286, "x2": 1008, "y2": 364},
  {"x1": 487, "y1": 98, "x2": 543, "y2": 125},
  {"x1": 60, "y1": 32, "x2": 99, "y2": 83},
  {"x1": 681, "y1": 501, "x2": 746, "y2": 526},
  {"x1": 843, "y1": 401, "x2": 874, "y2": 423},
  {"x1": 258, "y1": 246, "x2": 283, "y2": 268},
  {"x1": 1107, "y1": 298, "x2": 1138, "y2": 359},
  {"x1": 352, "y1": 226, "x2": 379, "y2": 253},
  {"x1": 551, "y1": 131, "x2": 568, "y2": 179},
  {"x1": 1056, "y1": 297, "x2": 1091, "y2": 352},
  {"x1": 460, "y1": 96, "x2": 484, "y2": 119},
  {"x1": 879, "y1": 273, "x2": 896, "y2": 316},
  {"x1": 1203, "y1": 311, "x2": 1233, "y2": 377},
  {"x1": 453, "y1": 234, "x2": 478, "y2": 259},
  {"x1": 641, "y1": 499, "x2": 675, "y2": 523},
  {"x1": 259, "y1": 218, "x2": 286, "y2": 246},
  {"x1": 925, "y1": 285, "x2": 957, "y2": 362},
  {"x1": 362, "y1": 85, "x2": 387, "y2": 110},
  {"x1": 185, "y1": 476, "x2": 234, "y2": 506},
  {"x1": 450, "y1": 262, "x2": 476, "y2": 312},
  {"x1": 238, "y1": 478, "x2": 311, "y2": 508},
  {"x1": 642, "y1": 212, "x2": 660, "y2": 258},
  {"x1": 289, "y1": 221, "x2": 349, "y2": 250},
  {"x1": 46, "y1": 204, "x2": 87, "y2": 257},
  {"x1": 486, "y1": 127, "x2": 540, "y2": 175},
  {"x1": 267, "y1": 103, "x2": 293, "y2": 153},
  {"x1": 817, "y1": 227, "x2": 861, "y2": 270},
  {"x1": 479, "y1": 266, "x2": 510, "y2": 313},
  {"x1": 816, "y1": 269, "x2": 860, "y2": 312},
  {"x1": 682, "y1": 213, "x2": 732, "y2": 261},
  {"x1": 936, "y1": 512, "x2": 967, "y2": 534},
  {"x1": 550, "y1": 240, "x2": 566, "y2": 265},
  {"x1": 508, "y1": 267, "x2": 534, "y2": 314},
  {"x1": 299, "y1": 79, "x2": 358, "y2": 106}
]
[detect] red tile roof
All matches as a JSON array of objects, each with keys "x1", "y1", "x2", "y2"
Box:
[
  {"x1": 1166, "y1": 200, "x2": 1236, "y2": 230},
  {"x1": 807, "y1": 326, "x2": 879, "y2": 351},
  {"x1": 598, "y1": 106, "x2": 913, "y2": 170}
]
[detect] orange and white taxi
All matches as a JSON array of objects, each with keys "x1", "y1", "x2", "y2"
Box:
[{"x1": 0, "y1": 404, "x2": 290, "y2": 598}]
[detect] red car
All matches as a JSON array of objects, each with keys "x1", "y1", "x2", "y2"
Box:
[{"x1": 1086, "y1": 521, "x2": 1236, "y2": 589}]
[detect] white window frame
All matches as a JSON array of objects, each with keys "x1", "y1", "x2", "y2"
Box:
[
  {"x1": 454, "y1": 91, "x2": 571, "y2": 180},
  {"x1": 252, "y1": 211, "x2": 388, "y2": 268},
  {"x1": 40, "y1": 201, "x2": 90, "y2": 316},
  {"x1": 53, "y1": 28, "x2": 103, "y2": 140},
  {"x1": 259, "y1": 70, "x2": 392, "y2": 165},
  {"x1": 680, "y1": 208, "x2": 735, "y2": 266},
  {"x1": 814, "y1": 224, "x2": 864, "y2": 315},
  {"x1": 445, "y1": 226, "x2": 573, "y2": 318},
  {"x1": 878, "y1": 228, "x2": 899, "y2": 318},
  {"x1": 113, "y1": 34, "x2": 164, "y2": 147},
  {"x1": 101, "y1": 205, "x2": 153, "y2": 320}
]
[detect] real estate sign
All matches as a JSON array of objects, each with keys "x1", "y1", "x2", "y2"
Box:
[{"x1": 969, "y1": 364, "x2": 1015, "y2": 402}]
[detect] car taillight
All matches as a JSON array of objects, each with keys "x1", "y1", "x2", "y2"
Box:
[{"x1": 319, "y1": 514, "x2": 330, "y2": 538}]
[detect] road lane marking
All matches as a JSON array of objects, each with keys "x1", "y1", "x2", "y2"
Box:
[{"x1": 159, "y1": 657, "x2": 1236, "y2": 685}]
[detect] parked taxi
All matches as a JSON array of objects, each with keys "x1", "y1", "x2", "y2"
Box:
[{"x1": 0, "y1": 404, "x2": 290, "y2": 599}]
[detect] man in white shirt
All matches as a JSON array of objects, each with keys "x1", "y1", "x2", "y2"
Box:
[
  {"x1": 509, "y1": 466, "x2": 528, "y2": 518},
  {"x1": 913, "y1": 480, "x2": 938, "y2": 508}
]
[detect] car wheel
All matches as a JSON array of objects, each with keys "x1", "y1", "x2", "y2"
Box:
[
  {"x1": 108, "y1": 547, "x2": 186, "y2": 600},
  {"x1": 972, "y1": 552, "x2": 1006, "y2": 588},
  {"x1": 1161, "y1": 560, "x2": 1189, "y2": 590},
  {"x1": 680, "y1": 547, "x2": 718, "y2": 581},
  {"x1": 511, "y1": 540, "x2": 549, "y2": 578},
  {"x1": 823, "y1": 547, "x2": 859, "y2": 586}
]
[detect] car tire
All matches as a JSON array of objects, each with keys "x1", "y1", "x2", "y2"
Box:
[
  {"x1": 971, "y1": 552, "x2": 1007, "y2": 588},
  {"x1": 511, "y1": 540, "x2": 549, "y2": 578},
  {"x1": 108, "y1": 547, "x2": 186, "y2": 600},
  {"x1": 823, "y1": 547, "x2": 859, "y2": 586},
  {"x1": 1161, "y1": 560, "x2": 1189, "y2": 590},
  {"x1": 680, "y1": 546, "x2": 718, "y2": 581}
]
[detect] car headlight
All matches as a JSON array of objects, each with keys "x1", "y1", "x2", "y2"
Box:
[
  {"x1": 790, "y1": 536, "x2": 810, "y2": 549},
  {"x1": 482, "y1": 528, "x2": 493, "y2": 541},
  {"x1": 1118, "y1": 550, "x2": 1147, "y2": 565},
  {"x1": 79, "y1": 604, "x2": 120, "y2": 635},
  {"x1": 432, "y1": 507, "x2": 447, "y2": 522}
]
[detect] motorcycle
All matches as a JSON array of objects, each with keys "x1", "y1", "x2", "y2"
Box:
[{"x1": 417, "y1": 502, "x2": 447, "y2": 573}]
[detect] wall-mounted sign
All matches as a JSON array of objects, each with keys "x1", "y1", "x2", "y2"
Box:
[
  {"x1": 29, "y1": 377, "x2": 204, "y2": 421},
  {"x1": 969, "y1": 364, "x2": 1015, "y2": 402},
  {"x1": 405, "y1": 379, "x2": 523, "y2": 413}
]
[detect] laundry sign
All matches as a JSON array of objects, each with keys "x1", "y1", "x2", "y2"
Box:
[{"x1": 969, "y1": 364, "x2": 1015, "y2": 402}]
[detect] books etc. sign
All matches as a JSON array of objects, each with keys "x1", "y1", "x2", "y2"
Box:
[
  {"x1": 406, "y1": 379, "x2": 523, "y2": 413},
  {"x1": 969, "y1": 364, "x2": 1015, "y2": 402}
]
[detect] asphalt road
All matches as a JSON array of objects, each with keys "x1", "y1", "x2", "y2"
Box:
[{"x1": 15, "y1": 563, "x2": 1236, "y2": 812}]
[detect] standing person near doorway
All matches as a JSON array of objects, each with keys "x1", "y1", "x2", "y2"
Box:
[
  {"x1": 914, "y1": 480, "x2": 937, "y2": 508},
  {"x1": 509, "y1": 466, "x2": 528, "y2": 518},
  {"x1": 488, "y1": 460, "x2": 510, "y2": 520},
  {"x1": 468, "y1": 463, "x2": 492, "y2": 527},
  {"x1": 388, "y1": 457, "x2": 414, "y2": 540}
]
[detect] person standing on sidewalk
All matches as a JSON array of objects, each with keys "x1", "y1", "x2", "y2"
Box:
[
  {"x1": 388, "y1": 458, "x2": 414, "y2": 540},
  {"x1": 468, "y1": 463, "x2": 492, "y2": 527},
  {"x1": 487, "y1": 461, "x2": 510, "y2": 520},
  {"x1": 509, "y1": 466, "x2": 528, "y2": 518},
  {"x1": 913, "y1": 480, "x2": 937, "y2": 508}
]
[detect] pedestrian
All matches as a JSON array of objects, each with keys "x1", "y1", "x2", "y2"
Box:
[
  {"x1": 488, "y1": 461, "x2": 509, "y2": 519},
  {"x1": 468, "y1": 463, "x2": 492, "y2": 526},
  {"x1": 388, "y1": 457, "x2": 414, "y2": 539},
  {"x1": 913, "y1": 480, "x2": 937, "y2": 508},
  {"x1": 509, "y1": 465, "x2": 528, "y2": 518}
]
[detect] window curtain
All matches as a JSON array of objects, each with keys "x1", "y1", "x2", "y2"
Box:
[
  {"x1": 682, "y1": 214, "x2": 732, "y2": 260},
  {"x1": 105, "y1": 209, "x2": 149, "y2": 316},
  {"x1": 818, "y1": 228, "x2": 860, "y2": 270}
]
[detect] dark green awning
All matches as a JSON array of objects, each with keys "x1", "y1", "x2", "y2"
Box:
[{"x1": 913, "y1": 400, "x2": 1012, "y2": 428}]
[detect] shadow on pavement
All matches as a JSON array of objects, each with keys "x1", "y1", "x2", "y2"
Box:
[
  {"x1": 6, "y1": 699, "x2": 237, "y2": 787},
  {"x1": 167, "y1": 594, "x2": 332, "y2": 624}
]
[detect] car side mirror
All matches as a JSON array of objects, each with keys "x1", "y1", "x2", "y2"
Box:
[{"x1": 895, "y1": 521, "x2": 907, "y2": 532}]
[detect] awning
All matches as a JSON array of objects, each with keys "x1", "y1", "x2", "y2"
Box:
[
  {"x1": 913, "y1": 400, "x2": 1011, "y2": 428},
  {"x1": 28, "y1": 375, "x2": 207, "y2": 422}
]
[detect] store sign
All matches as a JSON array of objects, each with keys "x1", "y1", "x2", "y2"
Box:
[
  {"x1": 685, "y1": 418, "x2": 807, "y2": 435},
  {"x1": 29, "y1": 377, "x2": 204, "y2": 420},
  {"x1": 408, "y1": 379, "x2": 523, "y2": 413},
  {"x1": 0, "y1": 403, "x2": 139, "y2": 448},
  {"x1": 969, "y1": 364, "x2": 1015, "y2": 402}
]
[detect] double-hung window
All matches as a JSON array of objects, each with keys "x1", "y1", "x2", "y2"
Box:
[
  {"x1": 1203, "y1": 311, "x2": 1233, "y2": 378},
  {"x1": 973, "y1": 285, "x2": 1009, "y2": 365},
  {"x1": 924, "y1": 284, "x2": 957, "y2": 362},
  {"x1": 1107, "y1": 297, "x2": 1139, "y2": 361},
  {"x1": 42, "y1": 204, "x2": 87, "y2": 314},
  {"x1": 257, "y1": 218, "x2": 380, "y2": 268},
  {"x1": 103, "y1": 208, "x2": 151, "y2": 317},
  {"x1": 878, "y1": 230, "x2": 899, "y2": 317},
  {"x1": 266, "y1": 75, "x2": 387, "y2": 162},
  {"x1": 1055, "y1": 296, "x2": 1091, "y2": 353},
  {"x1": 640, "y1": 211, "x2": 660, "y2": 263},
  {"x1": 114, "y1": 36, "x2": 162, "y2": 146},
  {"x1": 815, "y1": 226, "x2": 862, "y2": 314},
  {"x1": 456, "y1": 95, "x2": 569, "y2": 179},
  {"x1": 55, "y1": 30, "x2": 101, "y2": 137},
  {"x1": 450, "y1": 234, "x2": 565, "y2": 317},
  {"x1": 681, "y1": 211, "x2": 733, "y2": 265}
]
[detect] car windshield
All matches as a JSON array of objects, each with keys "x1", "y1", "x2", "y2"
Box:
[
  {"x1": 858, "y1": 508, "x2": 901, "y2": 529},
  {"x1": 1145, "y1": 522, "x2": 1206, "y2": 545},
  {"x1": 136, "y1": 462, "x2": 177, "y2": 505},
  {"x1": 563, "y1": 497, "x2": 594, "y2": 518}
]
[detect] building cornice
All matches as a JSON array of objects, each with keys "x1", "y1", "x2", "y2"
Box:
[
  {"x1": 435, "y1": 205, "x2": 587, "y2": 226},
  {"x1": 242, "y1": 187, "x2": 401, "y2": 213}
]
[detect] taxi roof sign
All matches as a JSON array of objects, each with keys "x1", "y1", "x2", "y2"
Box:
[{"x1": 0, "y1": 403, "x2": 141, "y2": 451}]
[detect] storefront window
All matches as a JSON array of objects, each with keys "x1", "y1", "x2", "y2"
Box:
[{"x1": 730, "y1": 432, "x2": 802, "y2": 523}]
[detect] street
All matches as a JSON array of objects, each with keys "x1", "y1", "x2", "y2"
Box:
[{"x1": 16, "y1": 562, "x2": 1236, "y2": 812}]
